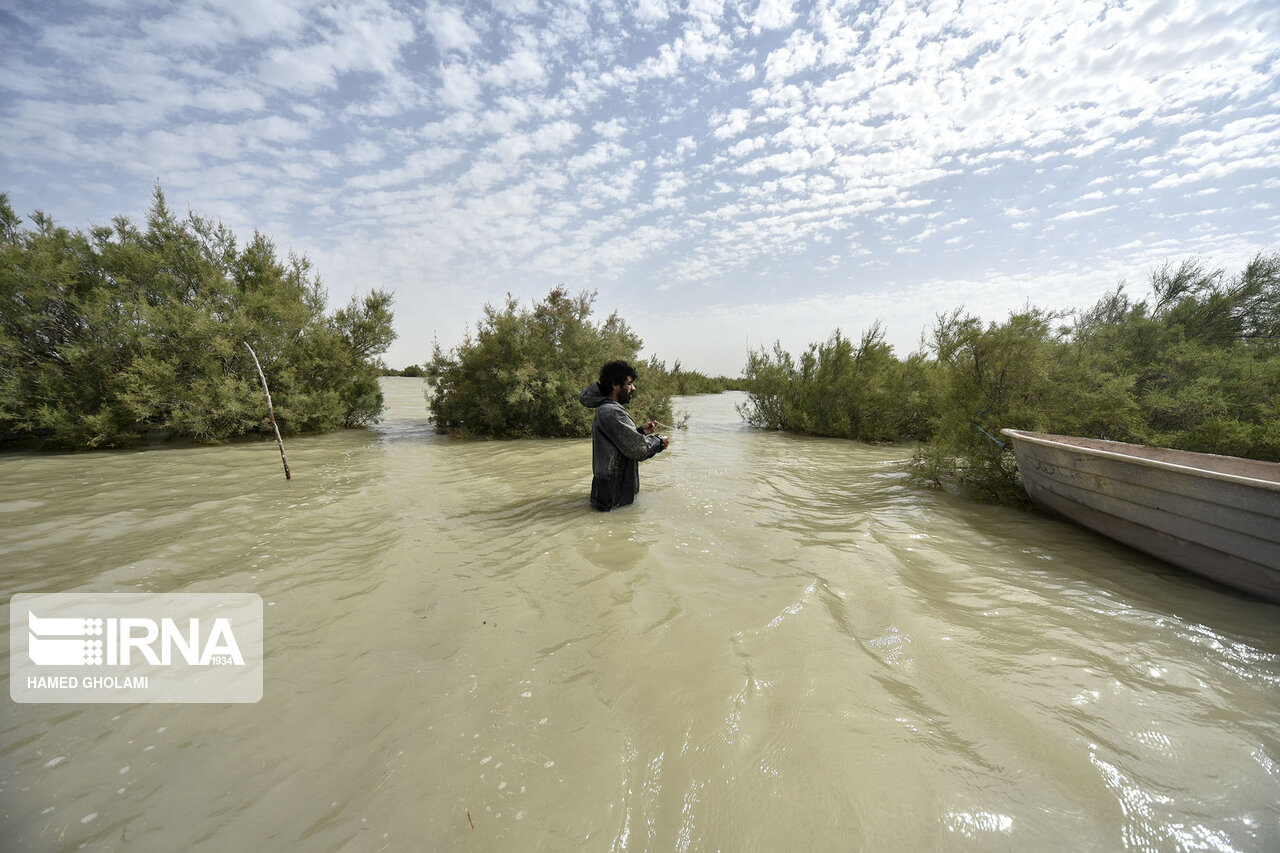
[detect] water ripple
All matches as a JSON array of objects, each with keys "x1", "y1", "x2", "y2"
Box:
[{"x1": 0, "y1": 385, "x2": 1277, "y2": 851}]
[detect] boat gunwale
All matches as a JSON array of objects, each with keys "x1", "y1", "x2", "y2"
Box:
[{"x1": 1000, "y1": 429, "x2": 1280, "y2": 495}]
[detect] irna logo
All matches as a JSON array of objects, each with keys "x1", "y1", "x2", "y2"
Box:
[
  {"x1": 11, "y1": 593, "x2": 263, "y2": 704},
  {"x1": 27, "y1": 611, "x2": 245, "y2": 667}
]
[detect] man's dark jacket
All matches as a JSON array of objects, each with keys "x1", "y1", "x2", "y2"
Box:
[{"x1": 579, "y1": 383, "x2": 665, "y2": 510}]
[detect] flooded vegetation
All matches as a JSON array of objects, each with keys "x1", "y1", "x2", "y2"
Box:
[
  {"x1": 741, "y1": 254, "x2": 1280, "y2": 503},
  {"x1": 0, "y1": 190, "x2": 394, "y2": 450},
  {"x1": 2, "y1": 380, "x2": 1278, "y2": 850}
]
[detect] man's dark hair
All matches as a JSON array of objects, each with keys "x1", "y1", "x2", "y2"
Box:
[{"x1": 599, "y1": 359, "x2": 637, "y2": 392}]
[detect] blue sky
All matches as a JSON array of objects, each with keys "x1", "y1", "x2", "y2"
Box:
[{"x1": 2, "y1": 0, "x2": 1278, "y2": 376}]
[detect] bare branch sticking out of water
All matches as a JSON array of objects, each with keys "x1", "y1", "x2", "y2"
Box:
[{"x1": 244, "y1": 342, "x2": 291, "y2": 481}]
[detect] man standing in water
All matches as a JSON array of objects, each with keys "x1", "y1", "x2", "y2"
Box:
[{"x1": 580, "y1": 360, "x2": 669, "y2": 511}]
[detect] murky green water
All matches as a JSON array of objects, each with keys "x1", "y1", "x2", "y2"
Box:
[{"x1": 2, "y1": 379, "x2": 1278, "y2": 851}]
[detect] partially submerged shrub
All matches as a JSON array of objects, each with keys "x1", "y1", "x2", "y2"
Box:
[
  {"x1": 0, "y1": 189, "x2": 395, "y2": 448},
  {"x1": 735, "y1": 252, "x2": 1280, "y2": 505},
  {"x1": 738, "y1": 323, "x2": 937, "y2": 443},
  {"x1": 426, "y1": 287, "x2": 674, "y2": 438}
]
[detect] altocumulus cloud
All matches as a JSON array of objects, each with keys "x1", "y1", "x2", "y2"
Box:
[{"x1": 1, "y1": 0, "x2": 1278, "y2": 374}]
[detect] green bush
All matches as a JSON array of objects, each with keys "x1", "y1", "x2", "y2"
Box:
[
  {"x1": 909, "y1": 307, "x2": 1075, "y2": 502},
  {"x1": 382, "y1": 364, "x2": 425, "y2": 377},
  {"x1": 912, "y1": 254, "x2": 1280, "y2": 501},
  {"x1": 738, "y1": 324, "x2": 937, "y2": 442},
  {"x1": 426, "y1": 287, "x2": 673, "y2": 438},
  {"x1": 0, "y1": 189, "x2": 395, "y2": 448},
  {"x1": 734, "y1": 253, "x2": 1280, "y2": 505},
  {"x1": 664, "y1": 361, "x2": 738, "y2": 395}
]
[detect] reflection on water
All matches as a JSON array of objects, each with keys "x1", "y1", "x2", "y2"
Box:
[{"x1": 1, "y1": 379, "x2": 1278, "y2": 851}]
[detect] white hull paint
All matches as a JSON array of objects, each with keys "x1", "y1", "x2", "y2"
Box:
[{"x1": 1001, "y1": 429, "x2": 1280, "y2": 603}]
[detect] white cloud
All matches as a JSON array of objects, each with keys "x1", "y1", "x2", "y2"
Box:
[
  {"x1": 593, "y1": 118, "x2": 628, "y2": 140},
  {"x1": 192, "y1": 87, "x2": 268, "y2": 113},
  {"x1": 530, "y1": 120, "x2": 580, "y2": 152},
  {"x1": 569, "y1": 141, "x2": 628, "y2": 172},
  {"x1": 254, "y1": 3, "x2": 415, "y2": 93},
  {"x1": 485, "y1": 46, "x2": 547, "y2": 88},
  {"x1": 632, "y1": 0, "x2": 670, "y2": 25},
  {"x1": 727, "y1": 136, "x2": 765, "y2": 157},
  {"x1": 713, "y1": 108, "x2": 751, "y2": 139},
  {"x1": 764, "y1": 30, "x2": 819, "y2": 82},
  {"x1": 1050, "y1": 204, "x2": 1117, "y2": 222},
  {"x1": 489, "y1": 0, "x2": 539, "y2": 17},
  {"x1": 0, "y1": 0, "x2": 1275, "y2": 376},
  {"x1": 424, "y1": 3, "x2": 482, "y2": 54},
  {"x1": 752, "y1": 0, "x2": 798, "y2": 32},
  {"x1": 438, "y1": 62, "x2": 482, "y2": 109},
  {"x1": 242, "y1": 115, "x2": 311, "y2": 143},
  {"x1": 344, "y1": 139, "x2": 385, "y2": 165}
]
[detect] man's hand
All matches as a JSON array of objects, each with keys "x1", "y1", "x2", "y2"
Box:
[
  {"x1": 661, "y1": 435, "x2": 670, "y2": 450},
  {"x1": 641, "y1": 420, "x2": 658, "y2": 435}
]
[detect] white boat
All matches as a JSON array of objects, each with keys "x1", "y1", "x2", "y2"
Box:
[{"x1": 1001, "y1": 429, "x2": 1280, "y2": 603}]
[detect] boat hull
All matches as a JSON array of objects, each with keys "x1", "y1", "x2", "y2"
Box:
[{"x1": 1001, "y1": 430, "x2": 1280, "y2": 603}]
